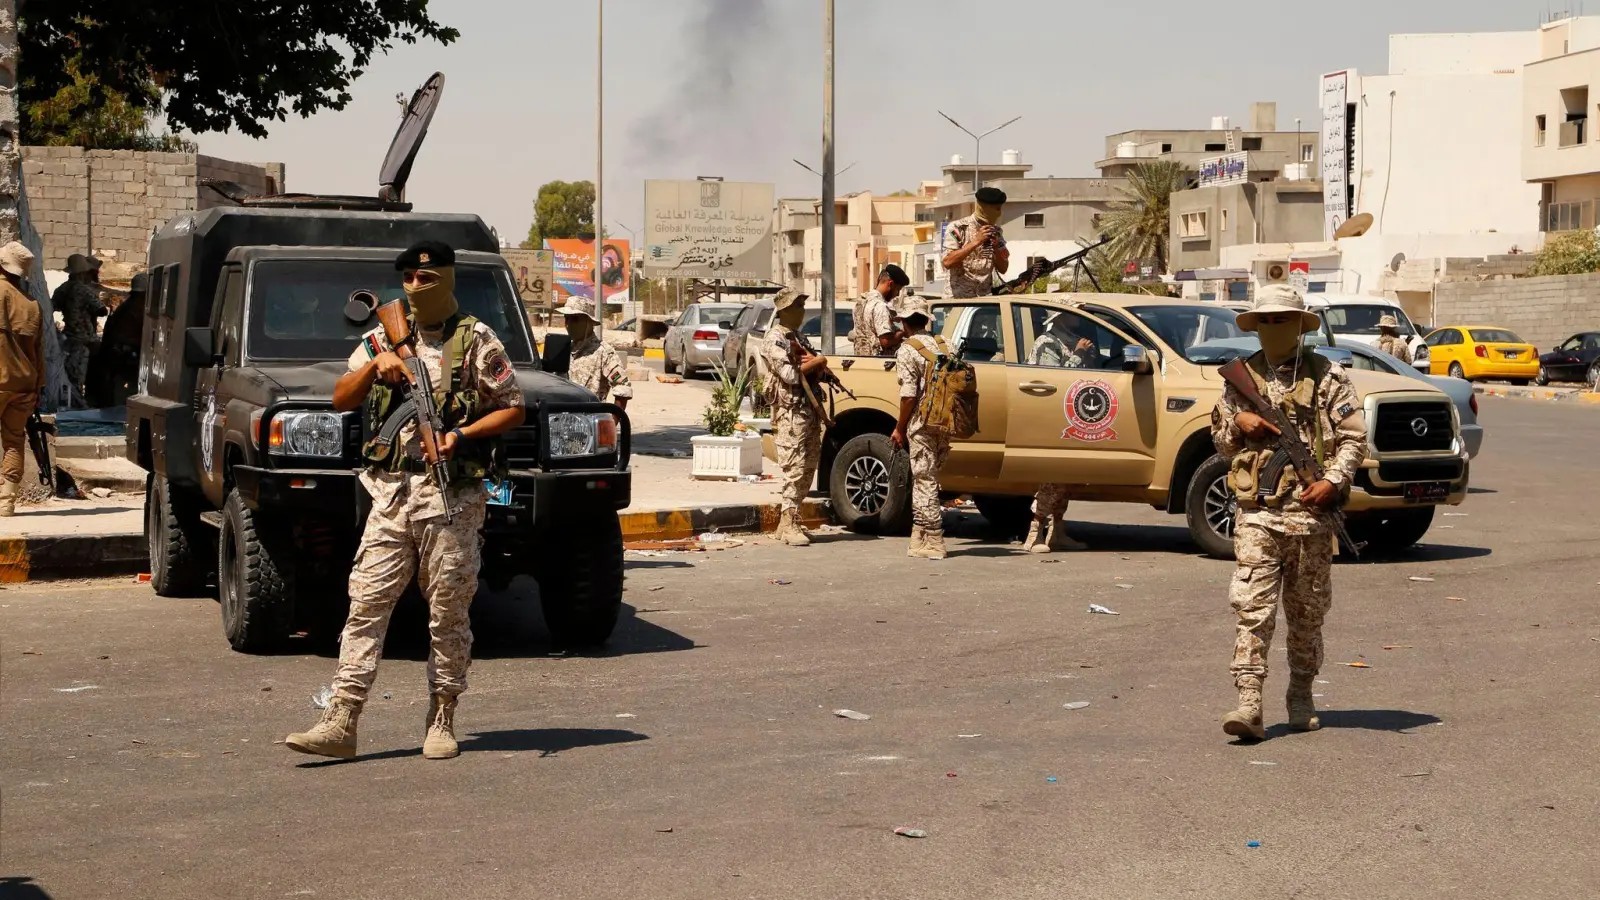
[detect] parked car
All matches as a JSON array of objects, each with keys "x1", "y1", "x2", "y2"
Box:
[
  {"x1": 719, "y1": 300, "x2": 775, "y2": 376},
  {"x1": 799, "y1": 309, "x2": 854, "y2": 356},
  {"x1": 1193, "y1": 337, "x2": 1483, "y2": 459},
  {"x1": 1424, "y1": 325, "x2": 1539, "y2": 384},
  {"x1": 663, "y1": 303, "x2": 744, "y2": 376},
  {"x1": 1536, "y1": 331, "x2": 1600, "y2": 385},
  {"x1": 1303, "y1": 294, "x2": 1430, "y2": 372}
]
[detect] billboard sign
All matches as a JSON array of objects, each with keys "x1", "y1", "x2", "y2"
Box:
[
  {"x1": 644, "y1": 180, "x2": 774, "y2": 280},
  {"x1": 544, "y1": 238, "x2": 630, "y2": 305},
  {"x1": 500, "y1": 248, "x2": 553, "y2": 312},
  {"x1": 1197, "y1": 152, "x2": 1249, "y2": 188},
  {"x1": 1321, "y1": 70, "x2": 1355, "y2": 240}
]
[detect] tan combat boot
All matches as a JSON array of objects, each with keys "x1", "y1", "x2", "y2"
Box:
[
  {"x1": 780, "y1": 508, "x2": 812, "y2": 547},
  {"x1": 1023, "y1": 517, "x2": 1049, "y2": 553},
  {"x1": 912, "y1": 525, "x2": 948, "y2": 560},
  {"x1": 1222, "y1": 676, "x2": 1266, "y2": 741},
  {"x1": 1045, "y1": 517, "x2": 1088, "y2": 552},
  {"x1": 423, "y1": 693, "x2": 460, "y2": 760},
  {"x1": 0, "y1": 481, "x2": 16, "y2": 517},
  {"x1": 907, "y1": 525, "x2": 925, "y2": 557},
  {"x1": 285, "y1": 698, "x2": 362, "y2": 759},
  {"x1": 1287, "y1": 673, "x2": 1320, "y2": 732}
]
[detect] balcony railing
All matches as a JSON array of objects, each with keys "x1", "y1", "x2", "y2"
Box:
[{"x1": 1560, "y1": 119, "x2": 1587, "y2": 148}]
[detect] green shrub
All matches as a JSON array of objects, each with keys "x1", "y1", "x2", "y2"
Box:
[{"x1": 1530, "y1": 229, "x2": 1600, "y2": 276}]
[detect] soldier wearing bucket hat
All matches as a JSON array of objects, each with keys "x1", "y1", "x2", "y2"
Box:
[
  {"x1": 891, "y1": 294, "x2": 956, "y2": 559},
  {"x1": 1375, "y1": 314, "x2": 1412, "y2": 364},
  {"x1": 1210, "y1": 284, "x2": 1367, "y2": 741},
  {"x1": 0, "y1": 242, "x2": 41, "y2": 516},
  {"x1": 559, "y1": 295, "x2": 631, "y2": 408},
  {"x1": 52, "y1": 253, "x2": 107, "y2": 398},
  {"x1": 760, "y1": 286, "x2": 827, "y2": 545}
]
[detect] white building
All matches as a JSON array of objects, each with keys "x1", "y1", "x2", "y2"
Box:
[{"x1": 1522, "y1": 16, "x2": 1600, "y2": 229}]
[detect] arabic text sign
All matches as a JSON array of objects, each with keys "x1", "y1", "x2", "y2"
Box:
[
  {"x1": 500, "y1": 248, "x2": 554, "y2": 311},
  {"x1": 1321, "y1": 70, "x2": 1354, "y2": 240},
  {"x1": 644, "y1": 180, "x2": 774, "y2": 280},
  {"x1": 1197, "y1": 152, "x2": 1249, "y2": 188},
  {"x1": 544, "y1": 238, "x2": 630, "y2": 303}
]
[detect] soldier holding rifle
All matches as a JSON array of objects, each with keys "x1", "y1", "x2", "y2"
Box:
[
  {"x1": 1210, "y1": 285, "x2": 1366, "y2": 741},
  {"x1": 286, "y1": 241, "x2": 526, "y2": 761},
  {"x1": 760, "y1": 287, "x2": 833, "y2": 546}
]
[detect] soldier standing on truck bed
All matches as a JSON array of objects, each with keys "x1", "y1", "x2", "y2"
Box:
[
  {"x1": 850, "y1": 264, "x2": 909, "y2": 356},
  {"x1": 940, "y1": 186, "x2": 1011, "y2": 299},
  {"x1": 0, "y1": 243, "x2": 42, "y2": 517},
  {"x1": 760, "y1": 287, "x2": 828, "y2": 546},
  {"x1": 560, "y1": 295, "x2": 632, "y2": 410},
  {"x1": 286, "y1": 241, "x2": 527, "y2": 761},
  {"x1": 891, "y1": 296, "x2": 953, "y2": 560},
  {"x1": 1210, "y1": 285, "x2": 1366, "y2": 741},
  {"x1": 1023, "y1": 311, "x2": 1092, "y2": 553}
]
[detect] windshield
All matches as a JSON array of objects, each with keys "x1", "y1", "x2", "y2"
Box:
[
  {"x1": 1469, "y1": 328, "x2": 1523, "y2": 344},
  {"x1": 1323, "y1": 304, "x2": 1416, "y2": 337},
  {"x1": 245, "y1": 259, "x2": 533, "y2": 362},
  {"x1": 1128, "y1": 305, "x2": 1248, "y2": 363}
]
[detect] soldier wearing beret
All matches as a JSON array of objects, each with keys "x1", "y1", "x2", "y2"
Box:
[
  {"x1": 286, "y1": 240, "x2": 527, "y2": 762},
  {"x1": 940, "y1": 186, "x2": 1011, "y2": 298}
]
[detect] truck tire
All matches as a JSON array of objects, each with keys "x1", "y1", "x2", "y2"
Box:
[
  {"x1": 974, "y1": 494, "x2": 1034, "y2": 538},
  {"x1": 1185, "y1": 454, "x2": 1237, "y2": 559},
  {"x1": 829, "y1": 432, "x2": 912, "y2": 536},
  {"x1": 1346, "y1": 507, "x2": 1435, "y2": 556},
  {"x1": 536, "y1": 512, "x2": 624, "y2": 648},
  {"x1": 217, "y1": 490, "x2": 295, "y2": 653},
  {"x1": 145, "y1": 474, "x2": 212, "y2": 597}
]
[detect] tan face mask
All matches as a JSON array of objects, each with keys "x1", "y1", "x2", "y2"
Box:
[
  {"x1": 404, "y1": 266, "x2": 459, "y2": 327},
  {"x1": 777, "y1": 303, "x2": 805, "y2": 330},
  {"x1": 974, "y1": 203, "x2": 1002, "y2": 225},
  {"x1": 1256, "y1": 322, "x2": 1303, "y2": 364}
]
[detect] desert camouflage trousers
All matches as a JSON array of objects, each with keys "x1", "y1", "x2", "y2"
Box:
[
  {"x1": 332, "y1": 496, "x2": 487, "y2": 704},
  {"x1": 1032, "y1": 483, "x2": 1070, "y2": 520},
  {"x1": 908, "y1": 428, "x2": 952, "y2": 529},
  {"x1": 771, "y1": 403, "x2": 821, "y2": 511},
  {"x1": 1229, "y1": 522, "x2": 1334, "y2": 686}
]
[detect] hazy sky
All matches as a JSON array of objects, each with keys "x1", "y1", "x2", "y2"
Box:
[{"x1": 199, "y1": 0, "x2": 1560, "y2": 246}]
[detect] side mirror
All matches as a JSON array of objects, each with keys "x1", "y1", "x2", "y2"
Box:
[
  {"x1": 1122, "y1": 345, "x2": 1154, "y2": 375},
  {"x1": 718, "y1": 320, "x2": 735, "y2": 330},
  {"x1": 541, "y1": 331, "x2": 572, "y2": 376},
  {"x1": 184, "y1": 327, "x2": 218, "y2": 367}
]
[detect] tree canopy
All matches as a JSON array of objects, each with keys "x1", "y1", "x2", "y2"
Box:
[
  {"x1": 1098, "y1": 160, "x2": 1189, "y2": 275},
  {"x1": 19, "y1": 1, "x2": 458, "y2": 141},
  {"x1": 523, "y1": 181, "x2": 597, "y2": 249}
]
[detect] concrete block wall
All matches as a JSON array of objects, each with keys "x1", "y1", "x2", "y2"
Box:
[
  {"x1": 1434, "y1": 272, "x2": 1600, "y2": 349},
  {"x1": 21, "y1": 147, "x2": 285, "y2": 269}
]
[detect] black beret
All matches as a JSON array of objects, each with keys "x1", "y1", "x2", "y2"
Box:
[
  {"x1": 880, "y1": 263, "x2": 910, "y2": 287},
  {"x1": 395, "y1": 240, "x2": 455, "y2": 271},
  {"x1": 974, "y1": 186, "x2": 1007, "y2": 205}
]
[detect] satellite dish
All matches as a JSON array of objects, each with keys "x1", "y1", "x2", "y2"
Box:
[
  {"x1": 1334, "y1": 212, "x2": 1374, "y2": 239},
  {"x1": 1389, "y1": 252, "x2": 1407, "y2": 273},
  {"x1": 379, "y1": 72, "x2": 446, "y2": 202}
]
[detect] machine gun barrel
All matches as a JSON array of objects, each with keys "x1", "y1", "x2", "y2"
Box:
[{"x1": 993, "y1": 233, "x2": 1113, "y2": 295}]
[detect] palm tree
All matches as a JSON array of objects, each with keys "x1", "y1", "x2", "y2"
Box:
[{"x1": 1097, "y1": 160, "x2": 1189, "y2": 275}]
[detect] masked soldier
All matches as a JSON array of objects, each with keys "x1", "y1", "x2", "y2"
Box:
[
  {"x1": 1211, "y1": 285, "x2": 1366, "y2": 741},
  {"x1": 51, "y1": 253, "x2": 107, "y2": 400},
  {"x1": 850, "y1": 264, "x2": 910, "y2": 356},
  {"x1": 1375, "y1": 315, "x2": 1412, "y2": 364},
  {"x1": 0, "y1": 242, "x2": 42, "y2": 517},
  {"x1": 940, "y1": 186, "x2": 1011, "y2": 298},
  {"x1": 760, "y1": 287, "x2": 828, "y2": 545},
  {"x1": 286, "y1": 241, "x2": 527, "y2": 761},
  {"x1": 560, "y1": 296, "x2": 632, "y2": 410},
  {"x1": 891, "y1": 296, "x2": 955, "y2": 559},
  {"x1": 1024, "y1": 311, "x2": 1093, "y2": 553}
]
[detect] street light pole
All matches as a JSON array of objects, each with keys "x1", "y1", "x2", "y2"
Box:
[
  {"x1": 594, "y1": 0, "x2": 604, "y2": 341},
  {"x1": 937, "y1": 111, "x2": 1021, "y2": 201},
  {"x1": 820, "y1": 0, "x2": 836, "y2": 348}
]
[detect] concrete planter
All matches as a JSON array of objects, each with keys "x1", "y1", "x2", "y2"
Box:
[{"x1": 692, "y1": 434, "x2": 763, "y2": 480}]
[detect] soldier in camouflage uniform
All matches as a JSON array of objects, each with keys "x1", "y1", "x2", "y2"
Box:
[
  {"x1": 1375, "y1": 315, "x2": 1412, "y2": 365},
  {"x1": 50, "y1": 254, "x2": 107, "y2": 400},
  {"x1": 286, "y1": 241, "x2": 526, "y2": 761},
  {"x1": 1211, "y1": 285, "x2": 1367, "y2": 740},
  {"x1": 760, "y1": 287, "x2": 827, "y2": 545},
  {"x1": 850, "y1": 264, "x2": 909, "y2": 356},
  {"x1": 1024, "y1": 311, "x2": 1095, "y2": 553},
  {"x1": 891, "y1": 296, "x2": 953, "y2": 559},
  {"x1": 560, "y1": 296, "x2": 632, "y2": 409},
  {"x1": 940, "y1": 186, "x2": 1011, "y2": 299}
]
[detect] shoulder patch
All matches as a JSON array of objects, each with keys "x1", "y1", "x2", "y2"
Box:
[
  {"x1": 362, "y1": 331, "x2": 386, "y2": 359},
  {"x1": 1337, "y1": 402, "x2": 1356, "y2": 420},
  {"x1": 486, "y1": 352, "x2": 514, "y2": 388}
]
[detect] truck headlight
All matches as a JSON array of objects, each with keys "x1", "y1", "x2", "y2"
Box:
[
  {"x1": 268, "y1": 411, "x2": 344, "y2": 458},
  {"x1": 547, "y1": 412, "x2": 620, "y2": 458}
]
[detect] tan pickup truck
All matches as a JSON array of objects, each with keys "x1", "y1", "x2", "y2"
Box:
[{"x1": 820, "y1": 293, "x2": 1470, "y2": 557}]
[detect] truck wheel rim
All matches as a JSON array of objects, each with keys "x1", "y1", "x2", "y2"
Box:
[
  {"x1": 220, "y1": 520, "x2": 239, "y2": 624},
  {"x1": 1204, "y1": 474, "x2": 1236, "y2": 541},
  {"x1": 845, "y1": 456, "x2": 889, "y2": 515}
]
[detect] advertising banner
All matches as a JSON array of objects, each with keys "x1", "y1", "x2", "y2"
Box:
[
  {"x1": 1197, "y1": 152, "x2": 1249, "y2": 188},
  {"x1": 1321, "y1": 70, "x2": 1355, "y2": 240},
  {"x1": 544, "y1": 238, "x2": 630, "y2": 305},
  {"x1": 644, "y1": 180, "x2": 774, "y2": 280},
  {"x1": 500, "y1": 248, "x2": 553, "y2": 312}
]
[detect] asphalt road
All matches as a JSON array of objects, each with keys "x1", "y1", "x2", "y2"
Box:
[{"x1": 4, "y1": 397, "x2": 1597, "y2": 900}]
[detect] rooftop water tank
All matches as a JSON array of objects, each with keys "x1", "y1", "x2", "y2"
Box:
[
  {"x1": 950, "y1": 153, "x2": 965, "y2": 166},
  {"x1": 1001, "y1": 149, "x2": 1021, "y2": 165},
  {"x1": 1211, "y1": 115, "x2": 1230, "y2": 131},
  {"x1": 1281, "y1": 163, "x2": 1309, "y2": 181},
  {"x1": 1115, "y1": 141, "x2": 1137, "y2": 158}
]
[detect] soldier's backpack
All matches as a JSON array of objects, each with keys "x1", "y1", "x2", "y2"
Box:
[{"x1": 911, "y1": 334, "x2": 979, "y2": 439}]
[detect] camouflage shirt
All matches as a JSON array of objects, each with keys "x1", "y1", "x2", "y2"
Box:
[
  {"x1": 941, "y1": 215, "x2": 1006, "y2": 299},
  {"x1": 1376, "y1": 335, "x2": 1412, "y2": 364},
  {"x1": 569, "y1": 334, "x2": 633, "y2": 402},
  {"x1": 1030, "y1": 333, "x2": 1093, "y2": 369},
  {"x1": 760, "y1": 323, "x2": 809, "y2": 412},
  {"x1": 51, "y1": 279, "x2": 106, "y2": 344},
  {"x1": 850, "y1": 290, "x2": 895, "y2": 356}
]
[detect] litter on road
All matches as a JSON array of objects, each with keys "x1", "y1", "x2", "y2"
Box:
[
  {"x1": 54, "y1": 685, "x2": 100, "y2": 693},
  {"x1": 1246, "y1": 841, "x2": 1262, "y2": 848},
  {"x1": 957, "y1": 733, "x2": 982, "y2": 738},
  {"x1": 1408, "y1": 577, "x2": 1436, "y2": 583},
  {"x1": 833, "y1": 709, "x2": 872, "y2": 721},
  {"x1": 1383, "y1": 645, "x2": 1414, "y2": 650},
  {"x1": 769, "y1": 579, "x2": 792, "y2": 586},
  {"x1": 1062, "y1": 701, "x2": 1091, "y2": 710},
  {"x1": 1046, "y1": 776, "x2": 1058, "y2": 783},
  {"x1": 1398, "y1": 772, "x2": 1432, "y2": 778},
  {"x1": 893, "y1": 827, "x2": 928, "y2": 839},
  {"x1": 1087, "y1": 604, "x2": 1121, "y2": 615},
  {"x1": 1345, "y1": 662, "x2": 1372, "y2": 669}
]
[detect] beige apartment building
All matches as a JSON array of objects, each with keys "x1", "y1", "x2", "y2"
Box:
[
  {"x1": 799, "y1": 191, "x2": 931, "y2": 300},
  {"x1": 1523, "y1": 16, "x2": 1600, "y2": 230},
  {"x1": 1097, "y1": 102, "x2": 1317, "y2": 180}
]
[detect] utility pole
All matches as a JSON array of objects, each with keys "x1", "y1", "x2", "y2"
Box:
[
  {"x1": 593, "y1": 0, "x2": 604, "y2": 340},
  {"x1": 820, "y1": 0, "x2": 836, "y2": 347}
]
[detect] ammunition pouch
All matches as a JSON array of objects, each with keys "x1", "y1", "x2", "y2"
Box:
[{"x1": 1230, "y1": 448, "x2": 1298, "y2": 510}]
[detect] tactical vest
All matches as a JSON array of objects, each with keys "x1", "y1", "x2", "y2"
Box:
[
  {"x1": 1229, "y1": 350, "x2": 1330, "y2": 510},
  {"x1": 361, "y1": 314, "x2": 505, "y2": 483}
]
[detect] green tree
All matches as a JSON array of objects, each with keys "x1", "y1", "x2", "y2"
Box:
[
  {"x1": 25, "y1": 56, "x2": 193, "y2": 150},
  {"x1": 522, "y1": 180, "x2": 596, "y2": 249},
  {"x1": 1529, "y1": 229, "x2": 1600, "y2": 276},
  {"x1": 19, "y1": 1, "x2": 457, "y2": 140},
  {"x1": 1097, "y1": 160, "x2": 1189, "y2": 275}
]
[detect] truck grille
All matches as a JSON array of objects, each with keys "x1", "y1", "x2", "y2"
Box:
[
  {"x1": 505, "y1": 424, "x2": 541, "y2": 470},
  {"x1": 1372, "y1": 401, "x2": 1453, "y2": 453}
]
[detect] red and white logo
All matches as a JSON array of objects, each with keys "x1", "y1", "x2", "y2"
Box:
[{"x1": 1061, "y1": 380, "x2": 1119, "y2": 442}]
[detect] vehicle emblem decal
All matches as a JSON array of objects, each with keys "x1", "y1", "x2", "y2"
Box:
[
  {"x1": 1410, "y1": 417, "x2": 1429, "y2": 437},
  {"x1": 1062, "y1": 379, "x2": 1119, "y2": 443},
  {"x1": 200, "y1": 390, "x2": 218, "y2": 474}
]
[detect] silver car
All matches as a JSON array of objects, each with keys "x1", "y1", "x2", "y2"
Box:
[{"x1": 663, "y1": 303, "x2": 744, "y2": 376}]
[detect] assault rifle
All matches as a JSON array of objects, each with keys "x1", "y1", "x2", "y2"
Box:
[
  {"x1": 992, "y1": 233, "x2": 1113, "y2": 295},
  {"x1": 785, "y1": 331, "x2": 855, "y2": 427},
  {"x1": 1218, "y1": 358, "x2": 1364, "y2": 557},
  {"x1": 373, "y1": 296, "x2": 462, "y2": 523},
  {"x1": 26, "y1": 412, "x2": 56, "y2": 496}
]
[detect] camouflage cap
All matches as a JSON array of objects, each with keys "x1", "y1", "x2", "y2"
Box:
[
  {"x1": 896, "y1": 294, "x2": 932, "y2": 322},
  {"x1": 556, "y1": 295, "x2": 600, "y2": 322},
  {"x1": 772, "y1": 286, "x2": 807, "y2": 312}
]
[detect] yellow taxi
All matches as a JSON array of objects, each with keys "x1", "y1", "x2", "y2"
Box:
[{"x1": 1423, "y1": 325, "x2": 1540, "y2": 384}]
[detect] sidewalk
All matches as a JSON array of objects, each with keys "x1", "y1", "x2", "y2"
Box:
[
  {"x1": 1473, "y1": 382, "x2": 1600, "y2": 403},
  {"x1": 1, "y1": 371, "x2": 826, "y2": 577}
]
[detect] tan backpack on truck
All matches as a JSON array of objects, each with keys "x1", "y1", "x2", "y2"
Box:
[{"x1": 911, "y1": 334, "x2": 979, "y2": 439}]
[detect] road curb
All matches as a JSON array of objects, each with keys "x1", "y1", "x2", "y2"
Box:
[
  {"x1": 1473, "y1": 384, "x2": 1600, "y2": 403},
  {"x1": 619, "y1": 498, "x2": 833, "y2": 543}
]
